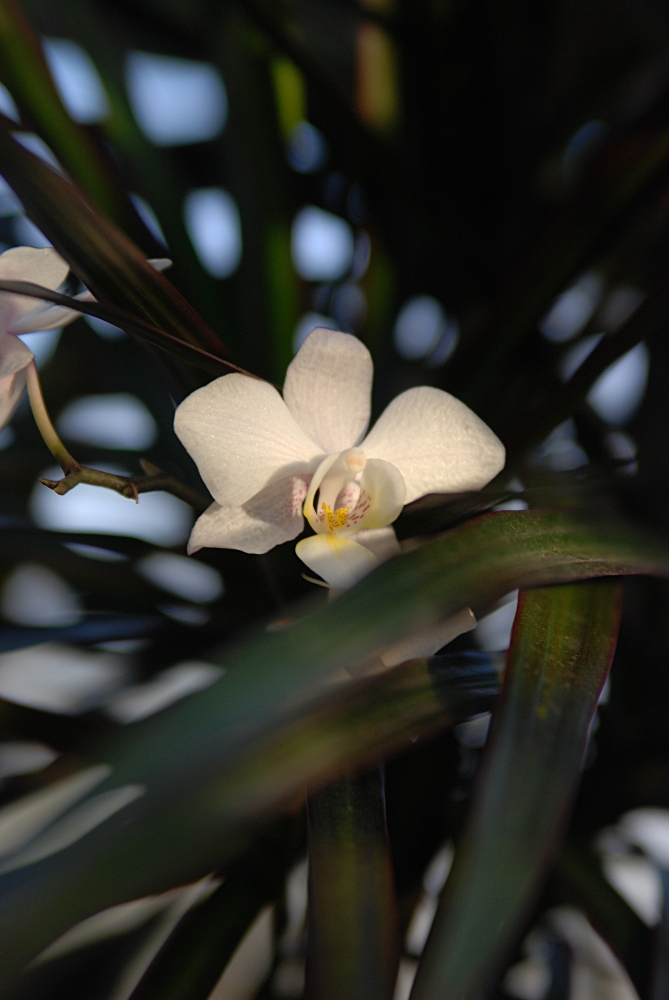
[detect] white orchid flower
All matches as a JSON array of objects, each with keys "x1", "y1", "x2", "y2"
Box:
[
  {"x1": 0, "y1": 246, "x2": 172, "y2": 430},
  {"x1": 174, "y1": 327, "x2": 505, "y2": 590},
  {"x1": 0, "y1": 247, "x2": 72, "y2": 430}
]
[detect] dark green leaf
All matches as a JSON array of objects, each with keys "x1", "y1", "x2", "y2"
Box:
[
  {"x1": 0, "y1": 509, "x2": 666, "y2": 991},
  {"x1": 505, "y1": 266, "x2": 669, "y2": 458},
  {"x1": 0, "y1": 279, "x2": 254, "y2": 379},
  {"x1": 306, "y1": 770, "x2": 400, "y2": 1000},
  {"x1": 411, "y1": 580, "x2": 622, "y2": 1000},
  {"x1": 0, "y1": 122, "x2": 230, "y2": 360},
  {"x1": 555, "y1": 840, "x2": 652, "y2": 997},
  {"x1": 0, "y1": 0, "x2": 152, "y2": 246}
]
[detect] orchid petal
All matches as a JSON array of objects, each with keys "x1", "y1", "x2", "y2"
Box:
[
  {"x1": 379, "y1": 608, "x2": 477, "y2": 667},
  {"x1": 295, "y1": 533, "x2": 377, "y2": 589},
  {"x1": 345, "y1": 459, "x2": 406, "y2": 532},
  {"x1": 9, "y1": 304, "x2": 80, "y2": 334},
  {"x1": 0, "y1": 248, "x2": 70, "y2": 332},
  {"x1": 9, "y1": 289, "x2": 96, "y2": 335},
  {"x1": 303, "y1": 453, "x2": 340, "y2": 533},
  {"x1": 187, "y1": 475, "x2": 310, "y2": 555},
  {"x1": 361, "y1": 386, "x2": 505, "y2": 502},
  {"x1": 0, "y1": 331, "x2": 32, "y2": 428},
  {"x1": 174, "y1": 374, "x2": 323, "y2": 508},
  {"x1": 283, "y1": 328, "x2": 373, "y2": 453},
  {"x1": 354, "y1": 526, "x2": 401, "y2": 564},
  {"x1": 0, "y1": 369, "x2": 26, "y2": 429},
  {"x1": 0, "y1": 330, "x2": 33, "y2": 380}
]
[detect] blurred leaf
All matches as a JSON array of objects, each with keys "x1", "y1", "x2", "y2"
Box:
[
  {"x1": 0, "y1": 615, "x2": 158, "y2": 654},
  {"x1": 555, "y1": 840, "x2": 652, "y2": 997},
  {"x1": 0, "y1": 510, "x2": 667, "y2": 989},
  {"x1": 505, "y1": 264, "x2": 669, "y2": 458},
  {"x1": 306, "y1": 769, "x2": 399, "y2": 1000},
  {"x1": 0, "y1": 0, "x2": 153, "y2": 247},
  {"x1": 450, "y1": 86, "x2": 669, "y2": 412},
  {"x1": 0, "y1": 121, "x2": 230, "y2": 362},
  {"x1": 0, "y1": 646, "x2": 499, "y2": 992},
  {"x1": 650, "y1": 869, "x2": 669, "y2": 1000},
  {"x1": 410, "y1": 580, "x2": 622, "y2": 1000}
]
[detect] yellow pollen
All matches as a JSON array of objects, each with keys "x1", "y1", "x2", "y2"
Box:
[{"x1": 322, "y1": 503, "x2": 349, "y2": 531}]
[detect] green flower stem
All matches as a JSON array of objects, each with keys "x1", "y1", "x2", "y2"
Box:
[
  {"x1": 26, "y1": 361, "x2": 208, "y2": 509},
  {"x1": 25, "y1": 359, "x2": 77, "y2": 474},
  {"x1": 305, "y1": 769, "x2": 400, "y2": 1000}
]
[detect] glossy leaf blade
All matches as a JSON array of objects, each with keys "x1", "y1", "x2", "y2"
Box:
[
  {"x1": 0, "y1": 279, "x2": 250, "y2": 378},
  {"x1": 0, "y1": 0, "x2": 148, "y2": 242},
  {"x1": 411, "y1": 580, "x2": 623, "y2": 1000},
  {"x1": 0, "y1": 510, "x2": 666, "y2": 989},
  {"x1": 306, "y1": 770, "x2": 400, "y2": 1000},
  {"x1": 0, "y1": 122, "x2": 229, "y2": 359}
]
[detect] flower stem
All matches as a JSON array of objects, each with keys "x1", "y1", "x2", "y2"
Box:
[
  {"x1": 25, "y1": 361, "x2": 209, "y2": 509},
  {"x1": 25, "y1": 359, "x2": 78, "y2": 473}
]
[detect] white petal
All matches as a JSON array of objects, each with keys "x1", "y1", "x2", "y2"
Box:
[
  {"x1": 346, "y1": 459, "x2": 406, "y2": 531},
  {"x1": 302, "y1": 453, "x2": 339, "y2": 534},
  {"x1": 295, "y1": 533, "x2": 377, "y2": 589},
  {"x1": 0, "y1": 330, "x2": 33, "y2": 379},
  {"x1": 0, "y1": 332, "x2": 32, "y2": 428},
  {"x1": 379, "y1": 608, "x2": 477, "y2": 667},
  {"x1": 9, "y1": 304, "x2": 80, "y2": 334},
  {"x1": 355, "y1": 526, "x2": 401, "y2": 564},
  {"x1": 188, "y1": 475, "x2": 310, "y2": 555},
  {"x1": 362, "y1": 386, "x2": 505, "y2": 503},
  {"x1": 0, "y1": 248, "x2": 70, "y2": 331},
  {"x1": 0, "y1": 369, "x2": 26, "y2": 429},
  {"x1": 174, "y1": 374, "x2": 323, "y2": 508},
  {"x1": 10, "y1": 289, "x2": 96, "y2": 335},
  {"x1": 283, "y1": 328, "x2": 373, "y2": 453}
]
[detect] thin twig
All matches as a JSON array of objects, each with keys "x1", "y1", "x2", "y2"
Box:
[
  {"x1": 26, "y1": 360, "x2": 209, "y2": 510},
  {"x1": 40, "y1": 461, "x2": 210, "y2": 511}
]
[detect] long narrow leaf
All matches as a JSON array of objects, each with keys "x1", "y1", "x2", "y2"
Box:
[
  {"x1": 0, "y1": 121, "x2": 229, "y2": 359},
  {"x1": 306, "y1": 770, "x2": 400, "y2": 1000},
  {"x1": 0, "y1": 510, "x2": 667, "y2": 990},
  {"x1": 0, "y1": 279, "x2": 254, "y2": 378},
  {"x1": 410, "y1": 580, "x2": 622, "y2": 1000},
  {"x1": 0, "y1": 0, "x2": 149, "y2": 244}
]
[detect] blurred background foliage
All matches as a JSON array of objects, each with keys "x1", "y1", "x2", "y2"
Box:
[{"x1": 3, "y1": 0, "x2": 669, "y2": 998}]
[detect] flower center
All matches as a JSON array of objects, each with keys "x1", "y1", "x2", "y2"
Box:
[
  {"x1": 304, "y1": 449, "x2": 367, "y2": 535},
  {"x1": 321, "y1": 502, "x2": 349, "y2": 531}
]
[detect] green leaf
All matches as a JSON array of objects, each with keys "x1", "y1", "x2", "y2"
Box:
[
  {"x1": 0, "y1": 122, "x2": 230, "y2": 361},
  {"x1": 555, "y1": 840, "x2": 652, "y2": 997},
  {"x1": 0, "y1": 509, "x2": 666, "y2": 991},
  {"x1": 0, "y1": 0, "x2": 151, "y2": 246},
  {"x1": 410, "y1": 580, "x2": 623, "y2": 1000},
  {"x1": 505, "y1": 266, "x2": 669, "y2": 458},
  {"x1": 305, "y1": 770, "x2": 400, "y2": 1000},
  {"x1": 116, "y1": 820, "x2": 303, "y2": 1000}
]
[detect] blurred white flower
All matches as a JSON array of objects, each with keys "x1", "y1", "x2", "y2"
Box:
[
  {"x1": 0, "y1": 247, "x2": 73, "y2": 428},
  {"x1": 0, "y1": 248, "x2": 172, "y2": 431},
  {"x1": 175, "y1": 328, "x2": 505, "y2": 589}
]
